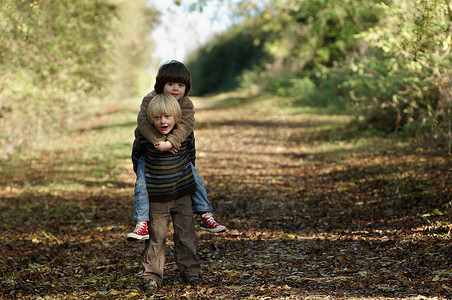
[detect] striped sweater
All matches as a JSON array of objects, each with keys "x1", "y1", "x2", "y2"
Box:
[{"x1": 131, "y1": 131, "x2": 197, "y2": 202}]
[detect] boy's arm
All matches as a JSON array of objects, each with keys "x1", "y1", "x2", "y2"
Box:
[
  {"x1": 166, "y1": 96, "x2": 195, "y2": 150},
  {"x1": 137, "y1": 91, "x2": 166, "y2": 145}
]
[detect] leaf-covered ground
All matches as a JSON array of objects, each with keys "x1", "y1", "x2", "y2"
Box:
[{"x1": 0, "y1": 92, "x2": 451, "y2": 299}]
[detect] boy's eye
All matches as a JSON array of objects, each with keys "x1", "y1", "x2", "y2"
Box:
[{"x1": 167, "y1": 82, "x2": 184, "y2": 87}]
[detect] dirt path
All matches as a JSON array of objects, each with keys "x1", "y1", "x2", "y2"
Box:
[{"x1": 0, "y1": 94, "x2": 450, "y2": 299}]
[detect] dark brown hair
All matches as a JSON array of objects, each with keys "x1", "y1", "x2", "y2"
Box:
[{"x1": 154, "y1": 60, "x2": 192, "y2": 96}]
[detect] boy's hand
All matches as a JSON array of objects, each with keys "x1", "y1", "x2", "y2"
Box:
[
  {"x1": 168, "y1": 147, "x2": 178, "y2": 154},
  {"x1": 154, "y1": 141, "x2": 177, "y2": 153}
]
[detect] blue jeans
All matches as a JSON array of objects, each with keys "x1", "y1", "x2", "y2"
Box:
[{"x1": 134, "y1": 154, "x2": 213, "y2": 222}]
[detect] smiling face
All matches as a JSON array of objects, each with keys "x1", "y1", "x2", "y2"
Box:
[
  {"x1": 154, "y1": 60, "x2": 192, "y2": 96},
  {"x1": 163, "y1": 82, "x2": 186, "y2": 101},
  {"x1": 152, "y1": 115, "x2": 176, "y2": 135},
  {"x1": 147, "y1": 94, "x2": 182, "y2": 135}
]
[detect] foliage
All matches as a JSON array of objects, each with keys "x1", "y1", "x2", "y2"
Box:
[
  {"x1": 108, "y1": 0, "x2": 159, "y2": 98},
  {"x1": 185, "y1": 0, "x2": 386, "y2": 103},
  {"x1": 0, "y1": 94, "x2": 450, "y2": 299},
  {"x1": 0, "y1": 0, "x2": 158, "y2": 158},
  {"x1": 183, "y1": 0, "x2": 451, "y2": 149},
  {"x1": 350, "y1": 0, "x2": 451, "y2": 146},
  {"x1": 186, "y1": 24, "x2": 267, "y2": 95}
]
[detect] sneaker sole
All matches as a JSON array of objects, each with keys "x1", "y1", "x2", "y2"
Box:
[
  {"x1": 199, "y1": 226, "x2": 227, "y2": 233},
  {"x1": 126, "y1": 234, "x2": 149, "y2": 241}
]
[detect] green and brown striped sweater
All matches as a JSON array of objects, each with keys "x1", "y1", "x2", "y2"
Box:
[{"x1": 131, "y1": 132, "x2": 197, "y2": 202}]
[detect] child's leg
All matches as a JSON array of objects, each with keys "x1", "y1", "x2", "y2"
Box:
[
  {"x1": 134, "y1": 154, "x2": 150, "y2": 223},
  {"x1": 127, "y1": 154, "x2": 150, "y2": 241},
  {"x1": 190, "y1": 162, "x2": 227, "y2": 233},
  {"x1": 142, "y1": 202, "x2": 171, "y2": 287},
  {"x1": 171, "y1": 194, "x2": 201, "y2": 281},
  {"x1": 190, "y1": 162, "x2": 213, "y2": 213}
]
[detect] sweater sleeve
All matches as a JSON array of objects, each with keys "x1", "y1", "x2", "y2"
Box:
[
  {"x1": 188, "y1": 132, "x2": 196, "y2": 167},
  {"x1": 131, "y1": 138, "x2": 142, "y2": 174},
  {"x1": 136, "y1": 91, "x2": 166, "y2": 145},
  {"x1": 166, "y1": 96, "x2": 195, "y2": 150}
]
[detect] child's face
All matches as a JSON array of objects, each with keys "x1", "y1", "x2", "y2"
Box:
[
  {"x1": 163, "y1": 82, "x2": 186, "y2": 101},
  {"x1": 152, "y1": 115, "x2": 176, "y2": 135}
]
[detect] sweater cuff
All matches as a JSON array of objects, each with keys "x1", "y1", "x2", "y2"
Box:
[{"x1": 166, "y1": 135, "x2": 181, "y2": 150}]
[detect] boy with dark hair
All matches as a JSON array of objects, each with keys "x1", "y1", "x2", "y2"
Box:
[{"x1": 127, "y1": 60, "x2": 226, "y2": 241}]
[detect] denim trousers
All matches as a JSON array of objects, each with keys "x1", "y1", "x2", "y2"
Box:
[
  {"x1": 134, "y1": 154, "x2": 213, "y2": 222},
  {"x1": 142, "y1": 194, "x2": 201, "y2": 286}
]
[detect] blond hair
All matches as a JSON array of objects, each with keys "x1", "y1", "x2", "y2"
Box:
[{"x1": 147, "y1": 94, "x2": 182, "y2": 124}]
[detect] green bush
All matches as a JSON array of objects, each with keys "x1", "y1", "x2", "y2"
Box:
[
  {"x1": 351, "y1": 0, "x2": 451, "y2": 144},
  {"x1": 236, "y1": 0, "x2": 450, "y2": 148},
  {"x1": 0, "y1": 0, "x2": 158, "y2": 158},
  {"x1": 186, "y1": 26, "x2": 267, "y2": 96}
]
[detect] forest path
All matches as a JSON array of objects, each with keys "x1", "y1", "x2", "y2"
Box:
[{"x1": 0, "y1": 93, "x2": 450, "y2": 299}]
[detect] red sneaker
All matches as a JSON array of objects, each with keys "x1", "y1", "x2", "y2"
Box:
[
  {"x1": 127, "y1": 221, "x2": 149, "y2": 241},
  {"x1": 200, "y1": 213, "x2": 227, "y2": 233}
]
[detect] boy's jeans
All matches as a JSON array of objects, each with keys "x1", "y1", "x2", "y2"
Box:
[{"x1": 134, "y1": 154, "x2": 213, "y2": 222}]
